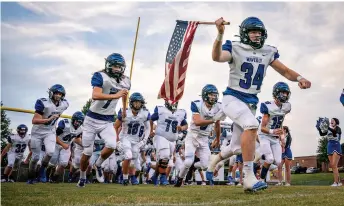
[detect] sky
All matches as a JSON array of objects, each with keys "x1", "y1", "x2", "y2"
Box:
[{"x1": 1, "y1": 2, "x2": 344, "y2": 157}]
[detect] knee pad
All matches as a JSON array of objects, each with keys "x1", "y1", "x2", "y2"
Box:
[
  {"x1": 83, "y1": 146, "x2": 94, "y2": 156},
  {"x1": 264, "y1": 154, "x2": 274, "y2": 165},
  {"x1": 158, "y1": 158, "x2": 169, "y2": 169}
]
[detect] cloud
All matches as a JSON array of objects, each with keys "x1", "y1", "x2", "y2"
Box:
[{"x1": 2, "y1": 2, "x2": 343, "y2": 157}]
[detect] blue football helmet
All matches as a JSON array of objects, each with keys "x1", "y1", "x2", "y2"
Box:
[
  {"x1": 17, "y1": 124, "x2": 28, "y2": 137},
  {"x1": 202, "y1": 84, "x2": 219, "y2": 105},
  {"x1": 49, "y1": 84, "x2": 66, "y2": 101},
  {"x1": 239, "y1": 17, "x2": 267, "y2": 49},
  {"x1": 129, "y1": 92, "x2": 146, "y2": 111},
  {"x1": 71, "y1": 111, "x2": 85, "y2": 129},
  {"x1": 105, "y1": 53, "x2": 126, "y2": 80},
  {"x1": 273, "y1": 82, "x2": 291, "y2": 103}
]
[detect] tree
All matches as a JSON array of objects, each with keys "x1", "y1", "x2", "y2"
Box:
[
  {"x1": 81, "y1": 99, "x2": 117, "y2": 122},
  {"x1": 81, "y1": 99, "x2": 92, "y2": 115},
  {"x1": 316, "y1": 136, "x2": 329, "y2": 172},
  {"x1": 1, "y1": 102, "x2": 12, "y2": 167}
]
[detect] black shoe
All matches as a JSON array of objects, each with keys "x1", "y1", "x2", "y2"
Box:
[
  {"x1": 174, "y1": 177, "x2": 183, "y2": 187},
  {"x1": 123, "y1": 179, "x2": 129, "y2": 186}
]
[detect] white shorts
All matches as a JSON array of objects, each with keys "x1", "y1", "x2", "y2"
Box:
[
  {"x1": 184, "y1": 131, "x2": 211, "y2": 169},
  {"x1": 30, "y1": 131, "x2": 56, "y2": 158},
  {"x1": 7, "y1": 151, "x2": 23, "y2": 170},
  {"x1": 49, "y1": 145, "x2": 71, "y2": 167},
  {"x1": 72, "y1": 148, "x2": 83, "y2": 169},
  {"x1": 259, "y1": 134, "x2": 282, "y2": 165},
  {"x1": 154, "y1": 135, "x2": 175, "y2": 160},
  {"x1": 222, "y1": 95, "x2": 259, "y2": 130},
  {"x1": 82, "y1": 116, "x2": 117, "y2": 155},
  {"x1": 120, "y1": 138, "x2": 140, "y2": 160}
]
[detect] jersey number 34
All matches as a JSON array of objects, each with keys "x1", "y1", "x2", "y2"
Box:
[{"x1": 239, "y1": 63, "x2": 264, "y2": 90}]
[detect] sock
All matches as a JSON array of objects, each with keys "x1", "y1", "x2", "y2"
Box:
[
  {"x1": 243, "y1": 161, "x2": 254, "y2": 177},
  {"x1": 123, "y1": 174, "x2": 129, "y2": 179},
  {"x1": 260, "y1": 166, "x2": 269, "y2": 180},
  {"x1": 80, "y1": 171, "x2": 86, "y2": 179},
  {"x1": 95, "y1": 156, "x2": 105, "y2": 167},
  {"x1": 207, "y1": 154, "x2": 222, "y2": 172}
]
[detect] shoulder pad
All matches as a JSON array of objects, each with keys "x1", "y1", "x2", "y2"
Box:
[
  {"x1": 40, "y1": 98, "x2": 48, "y2": 101},
  {"x1": 264, "y1": 101, "x2": 271, "y2": 104},
  {"x1": 193, "y1": 100, "x2": 200, "y2": 103}
]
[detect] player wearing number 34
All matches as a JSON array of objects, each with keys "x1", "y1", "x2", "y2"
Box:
[
  {"x1": 207, "y1": 16, "x2": 311, "y2": 192},
  {"x1": 27, "y1": 84, "x2": 69, "y2": 184},
  {"x1": 77, "y1": 53, "x2": 131, "y2": 187}
]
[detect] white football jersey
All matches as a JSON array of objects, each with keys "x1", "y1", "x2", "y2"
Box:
[
  {"x1": 88, "y1": 71, "x2": 131, "y2": 121},
  {"x1": 56, "y1": 119, "x2": 83, "y2": 145},
  {"x1": 189, "y1": 100, "x2": 222, "y2": 137},
  {"x1": 258, "y1": 100, "x2": 291, "y2": 137},
  {"x1": 31, "y1": 98, "x2": 69, "y2": 134},
  {"x1": 118, "y1": 107, "x2": 150, "y2": 143},
  {"x1": 152, "y1": 106, "x2": 187, "y2": 142},
  {"x1": 8, "y1": 134, "x2": 31, "y2": 154},
  {"x1": 222, "y1": 40, "x2": 279, "y2": 95}
]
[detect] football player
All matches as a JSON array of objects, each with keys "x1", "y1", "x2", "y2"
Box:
[
  {"x1": 49, "y1": 111, "x2": 84, "y2": 182},
  {"x1": 258, "y1": 82, "x2": 291, "y2": 183},
  {"x1": 150, "y1": 99, "x2": 188, "y2": 185},
  {"x1": 175, "y1": 84, "x2": 224, "y2": 187},
  {"x1": 207, "y1": 16, "x2": 311, "y2": 192},
  {"x1": 1, "y1": 124, "x2": 30, "y2": 182},
  {"x1": 77, "y1": 53, "x2": 130, "y2": 187},
  {"x1": 114, "y1": 92, "x2": 150, "y2": 186},
  {"x1": 28, "y1": 84, "x2": 69, "y2": 184}
]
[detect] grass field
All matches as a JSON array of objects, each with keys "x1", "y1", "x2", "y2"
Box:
[{"x1": 2, "y1": 181, "x2": 344, "y2": 206}]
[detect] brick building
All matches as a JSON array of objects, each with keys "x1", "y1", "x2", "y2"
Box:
[
  {"x1": 291, "y1": 155, "x2": 344, "y2": 171},
  {"x1": 291, "y1": 155, "x2": 318, "y2": 168}
]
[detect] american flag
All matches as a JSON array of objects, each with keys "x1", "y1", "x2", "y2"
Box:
[{"x1": 158, "y1": 20, "x2": 199, "y2": 103}]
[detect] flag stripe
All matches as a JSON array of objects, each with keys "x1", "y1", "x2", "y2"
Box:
[{"x1": 158, "y1": 21, "x2": 198, "y2": 103}]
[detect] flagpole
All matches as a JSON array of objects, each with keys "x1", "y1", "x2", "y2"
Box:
[
  {"x1": 198, "y1": 21, "x2": 230, "y2": 25},
  {"x1": 126, "y1": 17, "x2": 141, "y2": 107}
]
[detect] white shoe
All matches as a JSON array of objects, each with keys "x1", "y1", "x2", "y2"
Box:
[
  {"x1": 191, "y1": 181, "x2": 197, "y2": 185},
  {"x1": 95, "y1": 166, "x2": 104, "y2": 183},
  {"x1": 201, "y1": 182, "x2": 206, "y2": 186},
  {"x1": 331, "y1": 182, "x2": 338, "y2": 187},
  {"x1": 1, "y1": 179, "x2": 7, "y2": 183},
  {"x1": 337, "y1": 182, "x2": 342, "y2": 186},
  {"x1": 226, "y1": 182, "x2": 235, "y2": 186},
  {"x1": 285, "y1": 183, "x2": 291, "y2": 187},
  {"x1": 275, "y1": 182, "x2": 283, "y2": 186},
  {"x1": 237, "y1": 183, "x2": 242, "y2": 187}
]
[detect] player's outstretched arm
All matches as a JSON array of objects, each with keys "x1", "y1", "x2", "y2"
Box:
[
  {"x1": 270, "y1": 59, "x2": 311, "y2": 89},
  {"x1": 192, "y1": 114, "x2": 214, "y2": 127},
  {"x1": 212, "y1": 17, "x2": 232, "y2": 63}
]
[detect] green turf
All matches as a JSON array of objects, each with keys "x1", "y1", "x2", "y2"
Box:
[
  {"x1": 291, "y1": 173, "x2": 339, "y2": 185},
  {"x1": 2, "y1": 183, "x2": 343, "y2": 206}
]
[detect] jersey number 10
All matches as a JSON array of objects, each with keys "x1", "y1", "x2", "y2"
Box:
[{"x1": 239, "y1": 63, "x2": 265, "y2": 90}]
